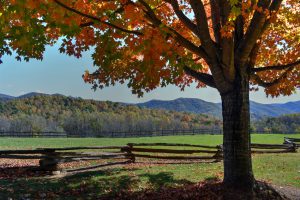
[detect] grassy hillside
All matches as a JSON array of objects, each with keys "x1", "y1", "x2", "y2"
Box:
[{"x1": 0, "y1": 95, "x2": 221, "y2": 134}]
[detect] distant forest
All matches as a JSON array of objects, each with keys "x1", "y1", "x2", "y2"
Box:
[
  {"x1": 0, "y1": 95, "x2": 299, "y2": 135},
  {"x1": 252, "y1": 114, "x2": 300, "y2": 133},
  {"x1": 0, "y1": 95, "x2": 222, "y2": 135}
]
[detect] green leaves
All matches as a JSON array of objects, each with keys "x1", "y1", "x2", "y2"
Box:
[
  {"x1": 229, "y1": 0, "x2": 239, "y2": 6},
  {"x1": 231, "y1": 6, "x2": 241, "y2": 19}
]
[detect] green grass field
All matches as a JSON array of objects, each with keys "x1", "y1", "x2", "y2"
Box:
[
  {"x1": 0, "y1": 134, "x2": 295, "y2": 148},
  {"x1": 0, "y1": 134, "x2": 299, "y2": 199}
]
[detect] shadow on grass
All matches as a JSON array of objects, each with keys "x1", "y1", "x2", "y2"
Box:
[
  {"x1": 140, "y1": 172, "x2": 192, "y2": 189},
  {"x1": 0, "y1": 167, "x2": 285, "y2": 200},
  {"x1": 66, "y1": 160, "x2": 130, "y2": 173},
  {"x1": 0, "y1": 166, "x2": 194, "y2": 200}
]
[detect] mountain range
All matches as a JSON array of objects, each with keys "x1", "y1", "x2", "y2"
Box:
[
  {"x1": 137, "y1": 98, "x2": 300, "y2": 119},
  {"x1": 1, "y1": 92, "x2": 300, "y2": 119}
]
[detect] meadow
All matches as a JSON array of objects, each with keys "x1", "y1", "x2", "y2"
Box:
[{"x1": 0, "y1": 134, "x2": 299, "y2": 199}]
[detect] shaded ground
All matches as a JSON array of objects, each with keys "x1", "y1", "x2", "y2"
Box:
[
  {"x1": 0, "y1": 159, "x2": 299, "y2": 200},
  {"x1": 273, "y1": 185, "x2": 300, "y2": 200},
  {"x1": 100, "y1": 180, "x2": 292, "y2": 200}
]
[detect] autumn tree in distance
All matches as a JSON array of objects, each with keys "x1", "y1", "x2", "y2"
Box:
[{"x1": 0, "y1": 0, "x2": 299, "y2": 196}]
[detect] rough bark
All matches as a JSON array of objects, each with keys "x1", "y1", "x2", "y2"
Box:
[{"x1": 221, "y1": 72, "x2": 254, "y2": 194}]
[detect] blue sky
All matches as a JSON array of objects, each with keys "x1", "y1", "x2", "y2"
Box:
[{"x1": 0, "y1": 45, "x2": 299, "y2": 104}]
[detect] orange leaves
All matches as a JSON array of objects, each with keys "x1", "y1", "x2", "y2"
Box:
[
  {"x1": 123, "y1": 4, "x2": 144, "y2": 32},
  {"x1": 253, "y1": 5, "x2": 264, "y2": 13},
  {"x1": 83, "y1": 70, "x2": 92, "y2": 83},
  {"x1": 241, "y1": 0, "x2": 251, "y2": 19},
  {"x1": 1, "y1": 0, "x2": 299, "y2": 98},
  {"x1": 124, "y1": 4, "x2": 138, "y2": 20},
  {"x1": 220, "y1": 22, "x2": 234, "y2": 38}
]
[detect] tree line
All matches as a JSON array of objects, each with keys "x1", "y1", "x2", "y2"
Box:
[
  {"x1": 0, "y1": 95, "x2": 221, "y2": 135},
  {"x1": 252, "y1": 113, "x2": 300, "y2": 134},
  {"x1": 1, "y1": 95, "x2": 299, "y2": 136}
]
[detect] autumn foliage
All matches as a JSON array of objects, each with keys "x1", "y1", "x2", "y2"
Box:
[{"x1": 0, "y1": 0, "x2": 299, "y2": 97}]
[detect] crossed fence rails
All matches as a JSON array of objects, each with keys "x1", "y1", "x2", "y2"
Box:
[{"x1": 0, "y1": 137, "x2": 298, "y2": 173}]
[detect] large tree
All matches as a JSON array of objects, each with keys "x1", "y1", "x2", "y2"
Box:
[{"x1": 1, "y1": 0, "x2": 299, "y2": 194}]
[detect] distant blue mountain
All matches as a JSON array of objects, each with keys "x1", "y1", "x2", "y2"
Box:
[
  {"x1": 0, "y1": 92, "x2": 299, "y2": 119},
  {"x1": 0, "y1": 92, "x2": 59, "y2": 102},
  {"x1": 250, "y1": 101, "x2": 300, "y2": 118},
  {"x1": 137, "y1": 98, "x2": 222, "y2": 117},
  {"x1": 17, "y1": 92, "x2": 50, "y2": 99},
  {"x1": 271, "y1": 101, "x2": 300, "y2": 113},
  {"x1": 0, "y1": 94, "x2": 15, "y2": 101},
  {"x1": 137, "y1": 98, "x2": 300, "y2": 119}
]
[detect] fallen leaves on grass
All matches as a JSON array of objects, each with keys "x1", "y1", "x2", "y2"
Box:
[{"x1": 99, "y1": 180, "x2": 287, "y2": 200}]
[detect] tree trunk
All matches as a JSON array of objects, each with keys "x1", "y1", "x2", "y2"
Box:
[{"x1": 221, "y1": 74, "x2": 254, "y2": 193}]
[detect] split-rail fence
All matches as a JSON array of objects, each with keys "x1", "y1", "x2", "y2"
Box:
[{"x1": 0, "y1": 139, "x2": 298, "y2": 173}]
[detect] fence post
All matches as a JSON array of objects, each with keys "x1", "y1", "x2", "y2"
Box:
[
  {"x1": 39, "y1": 150, "x2": 61, "y2": 174},
  {"x1": 289, "y1": 143, "x2": 297, "y2": 152},
  {"x1": 123, "y1": 144, "x2": 135, "y2": 163},
  {"x1": 213, "y1": 145, "x2": 223, "y2": 162}
]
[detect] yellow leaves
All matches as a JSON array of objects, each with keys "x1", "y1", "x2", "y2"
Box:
[{"x1": 127, "y1": 25, "x2": 133, "y2": 31}]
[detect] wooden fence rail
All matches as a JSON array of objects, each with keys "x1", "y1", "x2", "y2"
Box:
[
  {"x1": 37, "y1": 146, "x2": 127, "y2": 151},
  {"x1": 284, "y1": 137, "x2": 300, "y2": 148},
  {"x1": 0, "y1": 146, "x2": 131, "y2": 172},
  {"x1": 250, "y1": 143, "x2": 297, "y2": 153},
  {"x1": 127, "y1": 143, "x2": 217, "y2": 149},
  {"x1": 132, "y1": 154, "x2": 217, "y2": 160}
]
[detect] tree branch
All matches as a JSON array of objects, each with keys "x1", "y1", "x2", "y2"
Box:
[
  {"x1": 219, "y1": 0, "x2": 231, "y2": 26},
  {"x1": 183, "y1": 66, "x2": 216, "y2": 88},
  {"x1": 252, "y1": 60, "x2": 300, "y2": 72},
  {"x1": 210, "y1": 0, "x2": 221, "y2": 43},
  {"x1": 138, "y1": 0, "x2": 210, "y2": 62},
  {"x1": 234, "y1": 15, "x2": 244, "y2": 49},
  {"x1": 54, "y1": 0, "x2": 142, "y2": 35},
  {"x1": 79, "y1": 21, "x2": 94, "y2": 27},
  {"x1": 251, "y1": 66, "x2": 295, "y2": 88},
  {"x1": 139, "y1": 0, "x2": 231, "y2": 93},
  {"x1": 190, "y1": 0, "x2": 216, "y2": 57},
  {"x1": 260, "y1": 0, "x2": 283, "y2": 34},
  {"x1": 79, "y1": 2, "x2": 130, "y2": 28},
  {"x1": 247, "y1": 42, "x2": 261, "y2": 69},
  {"x1": 165, "y1": 0, "x2": 202, "y2": 39},
  {"x1": 235, "y1": 0, "x2": 271, "y2": 65}
]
